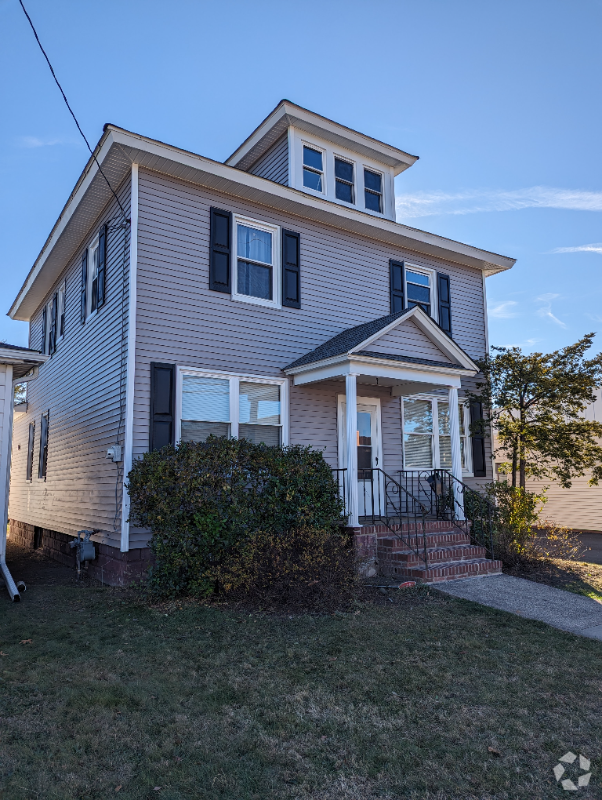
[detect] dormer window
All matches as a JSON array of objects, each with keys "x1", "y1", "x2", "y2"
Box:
[
  {"x1": 302, "y1": 146, "x2": 324, "y2": 192},
  {"x1": 334, "y1": 157, "x2": 354, "y2": 204},
  {"x1": 364, "y1": 169, "x2": 383, "y2": 213}
]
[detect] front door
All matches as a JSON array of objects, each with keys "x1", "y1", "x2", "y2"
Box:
[{"x1": 338, "y1": 397, "x2": 383, "y2": 518}]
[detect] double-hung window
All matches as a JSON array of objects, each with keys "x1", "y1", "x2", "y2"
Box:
[
  {"x1": 38, "y1": 411, "x2": 49, "y2": 480},
  {"x1": 26, "y1": 421, "x2": 35, "y2": 481},
  {"x1": 88, "y1": 238, "x2": 100, "y2": 316},
  {"x1": 364, "y1": 169, "x2": 383, "y2": 213},
  {"x1": 302, "y1": 145, "x2": 324, "y2": 192},
  {"x1": 402, "y1": 397, "x2": 472, "y2": 473},
  {"x1": 179, "y1": 370, "x2": 286, "y2": 446},
  {"x1": 406, "y1": 269, "x2": 432, "y2": 316},
  {"x1": 58, "y1": 280, "x2": 66, "y2": 340},
  {"x1": 334, "y1": 157, "x2": 354, "y2": 203},
  {"x1": 233, "y1": 216, "x2": 279, "y2": 307}
]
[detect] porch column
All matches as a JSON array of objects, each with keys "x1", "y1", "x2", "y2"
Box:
[
  {"x1": 346, "y1": 373, "x2": 359, "y2": 527},
  {"x1": 448, "y1": 386, "x2": 465, "y2": 518}
]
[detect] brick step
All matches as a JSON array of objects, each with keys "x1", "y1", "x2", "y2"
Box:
[
  {"x1": 378, "y1": 531, "x2": 471, "y2": 552},
  {"x1": 386, "y1": 544, "x2": 487, "y2": 567},
  {"x1": 360, "y1": 520, "x2": 464, "y2": 536},
  {"x1": 383, "y1": 557, "x2": 502, "y2": 584}
]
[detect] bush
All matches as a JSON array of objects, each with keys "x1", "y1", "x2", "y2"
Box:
[
  {"x1": 482, "y1": 481, "x2": 547, "y2": 566},
  {"x1": 127, "y1": 437, "x2": 345, "y2": 599},
  {"x1": 213, "y1": 526, "x2": 358, "y2": 610}
]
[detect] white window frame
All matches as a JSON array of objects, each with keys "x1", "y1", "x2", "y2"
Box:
[
  {"x1": 57, "y1": 280, "x2": 66, "y2": 341},
  {"x1": 175, "y1": 366, "x2": 289, "y2": 445},
  {"x1": 333, "y1": 153, "x2": 356, "y2": 205},
  {"x1": 401, "y1": 394, "x2": 473, "y2": 476},
  {"x1": 363, "y1": 166, "x2": 384, "y2": 215},
  {"x1": 232, "y1": 214, "x2": 281, "y2": 309},
  {"x1": 301, "y1": 141, "x2": 326, "y2": 197},
  {"x1": 404, "y1": 263, "x2": 438, "y2": 323},
  {"x1": 87, "y1": 236, "x2": 99, "y2": 320},
  {"x1": 44, "y1": 298, "x2": 53, "y2": 354}
]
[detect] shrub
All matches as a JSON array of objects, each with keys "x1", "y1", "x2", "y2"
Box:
[
  {"x1": 212, "y1": 526, "x2": 358, "y2": 610},
  {"x1": 127, "y1": 437, "x2": 345, "y2": 599},
  {"x1": 528, "y1": 520, "x2": 584, "y2": 561},
  {"x1": 482, "y1": 481, "x2": 547, "y2": 566}
]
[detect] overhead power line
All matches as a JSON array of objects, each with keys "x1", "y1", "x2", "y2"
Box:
[{"x1": 18, "y1": 0, "x2": 129, "y2": 221}]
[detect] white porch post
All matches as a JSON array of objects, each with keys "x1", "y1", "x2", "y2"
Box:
[
  {"x1": 345, "y1": 373, "x2": 359, "y2": 527},
  {"x1": 448, "y1": 386, "x2": 464, "y2": 518}
]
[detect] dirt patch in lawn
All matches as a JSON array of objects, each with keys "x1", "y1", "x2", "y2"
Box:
[{"x1": 506, "y1": 558, "x2": 602, "y2": 603}]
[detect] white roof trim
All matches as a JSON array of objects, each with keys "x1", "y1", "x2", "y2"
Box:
[
  {"x1": 348, "y1": 305, "x2": 478, "y2": 370},
  {"x1": 9, "y1": 125, "x2": 515, "y2": 321},
  {"x1": 225, "y1": 100, "x2": 419, "y2": 175}
]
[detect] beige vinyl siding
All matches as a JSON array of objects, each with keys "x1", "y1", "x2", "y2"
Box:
[
  {"x1": 248, "y1": 135, "x2": 288, "y2": 185},
  {"x1": 524, "y1": 475, "x2": 602, "y2": 532},
  {"x1": 9, "y1": 180, "x2": 131, "y2": 549},
  {"x1": 367, "y1": 319, "x2": 452, "y2": 362},
  {"x1": 132, "y1": 168, "x2": 489, "y2": 518}
]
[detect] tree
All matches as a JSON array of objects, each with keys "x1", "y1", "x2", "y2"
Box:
[
  {"x1": 13, "y1": 383, "x2": 26, "y2": 405},
  {"x1": 472, "y1": 334, "x2": 602, "y2": 490}
]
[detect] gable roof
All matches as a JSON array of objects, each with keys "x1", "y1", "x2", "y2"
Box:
[
  {"x1": 284, "y1": 305, "x2": 478, "y2": 373},
  {"x1": 225, "y1": 99, "x2": 419, "y2": 175}
]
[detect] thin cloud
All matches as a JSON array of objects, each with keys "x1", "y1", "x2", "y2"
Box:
[
  {"x1": 16, "y1": 135, "x2": 78, "y2": 148},
  {"x1": 551, "y1": 243, "x2": 602, "y2": 255},
  {"x1": 536, "y1": 294, "x2": 567, "y2": 329},
  {"x1": 395, "y1": 186, "x2": 602, "y2": 219},
  {"x1": 488, "y1": 300, "x2": 518, "y2": 319},
  {"x1": 502, "y1": 338, "x2": 542, "y2": 349}
]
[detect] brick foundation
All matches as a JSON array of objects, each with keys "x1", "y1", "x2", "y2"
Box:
[{"x1": 8, "y1": 519, "x2": 152, "y2": 587}]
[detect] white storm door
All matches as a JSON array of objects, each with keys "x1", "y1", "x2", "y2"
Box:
[{"x1": 338, "y1": 397, "x2": 383, "y2": 517}]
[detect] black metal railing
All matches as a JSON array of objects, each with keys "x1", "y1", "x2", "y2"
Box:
[
  {"x1": 397, "y1": 469, "x2": 497, "y2": 558},
  {"x1": 332, "y1": 467, "x2": 429, "y2": 567}
]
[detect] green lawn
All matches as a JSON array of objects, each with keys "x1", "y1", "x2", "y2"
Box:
[{"x1": 1, "y1": 581, "x2": 602, "y2": 799}]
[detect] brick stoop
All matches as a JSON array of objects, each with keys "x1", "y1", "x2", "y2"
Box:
[{"x1": 374, "y1": 525, "x2": 502, "y2": 584}]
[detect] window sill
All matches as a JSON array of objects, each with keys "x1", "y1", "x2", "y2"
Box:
[{"x1": 232, "y1": 293, "x2": 281, "y2": 311}]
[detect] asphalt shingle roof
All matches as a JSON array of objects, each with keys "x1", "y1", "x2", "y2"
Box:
[{"x1": 284, "y1": 308, "x2": 414, "y2": 371}]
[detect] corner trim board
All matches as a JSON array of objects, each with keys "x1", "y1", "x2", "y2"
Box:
[{"x1": 120, "y1": 163, "x2": 138, "y2": 553}]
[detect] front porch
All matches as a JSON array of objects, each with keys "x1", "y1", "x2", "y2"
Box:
[{"x1": 284, "y1": 306, "x2": 501, "y2": 583}]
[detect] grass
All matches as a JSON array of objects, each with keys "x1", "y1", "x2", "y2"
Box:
[{"x1": 1, "y1": 580, "x2": 602, "y2": 798}]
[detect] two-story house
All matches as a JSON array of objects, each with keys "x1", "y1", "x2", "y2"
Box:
[{"x1": 7, "y1": 101, "x2": 515, "y2": 585}]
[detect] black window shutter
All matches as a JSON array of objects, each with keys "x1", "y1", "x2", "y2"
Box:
[
  {"x1": 26, "y1": 421, "x2": 35, "y2": 481},
  {"x1": 390, "y1": 259, "x2": 404, "y2": 314},
  {"x1": 150, "y1": 362, "x2": 176, "y2": 451},
  {"x1": 437, "y1": 273, "x2": 452, "y2": 336},
  {"x1": 282, "y1": 230, "x2": 301, "y2": 309},
  {"x1": 80, "y1": 250, "x2": 88, "y2": 323},
  {"x1": 49, "y1": 293, "x2": 58, "y2": 354},
  {"x1": 470, "y1": 401, "x2": 487, "y2": 477},
  {"x1": 209, "y1": 207, "x2": 231, "y2": 293},
  {"x1": 41, "y1": 306, "x2": 47, "y2": 354},
  {"x1": 97, "y1": 224, "x2": 107, "y2": 309},
  {"x1": 38, "y1": 412, "x2": 49, "y2": 480}
]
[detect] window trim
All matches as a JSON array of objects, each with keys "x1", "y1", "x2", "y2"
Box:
[
  {"x1": 38, "y1": 411, "x2": 49, "y2": 480},
  {"x1": 44, "y1": 299, "x2": 53, "y2": 355},
  {"x1": 232, "y1": 214, "x2": 281, "y2": 309},
  {"x1": 301, "y1": 141, "x2": 326, "y2": 196},
  {"x1": 404, "y1": 263, "x2": 439, "y2": 322},
  {"x1": 26, "y1": 421, "x2": 35, "y2": 482},
  {"x1": 333, "y1": 154, "x2": 355, "y2": 205},
  {"x1": 401, "y1": 394, "x2": 472, "y2": 476},
  {"x1": 57, "y1": 280, "x2": 66, "y2": 341},
  {"x1": 176, "y1": 366, "x2": 289, "y2": 445}
]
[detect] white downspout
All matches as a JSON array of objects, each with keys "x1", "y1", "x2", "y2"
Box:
[
  {"x1": 0, "y1": 365, "x2": 20, "y2": 601},
  {"x1": 120, "y1": 163, "x2": 139, "y2": 552}
]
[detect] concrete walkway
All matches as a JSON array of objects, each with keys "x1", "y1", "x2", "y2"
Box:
[{"x1": 438, "y1": 574, "x2": 602, "y2": 641}]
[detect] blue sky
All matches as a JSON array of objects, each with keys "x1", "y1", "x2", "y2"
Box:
[{"x1": 1, "y1": 0, "x2": 601, "y2": 355}]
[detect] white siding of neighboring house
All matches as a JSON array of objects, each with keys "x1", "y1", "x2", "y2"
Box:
[{"x1": 8, "y1": 180, "x2": 131, "y2": 549}]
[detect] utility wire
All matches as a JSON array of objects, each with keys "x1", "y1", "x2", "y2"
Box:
[{"x1": 18, "y1": 0, "x2": 129, "y2": 221}]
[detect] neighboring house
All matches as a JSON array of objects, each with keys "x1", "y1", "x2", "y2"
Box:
[
  {"x1": 494, "y1": 389, "x2": 602, "y2": 532},
  {"x1": 0, "y1": 343, "x2": 47, "y2": 600},
  {"x1": 7, "y1": 100, "x2": 515, "y2": 584}
]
